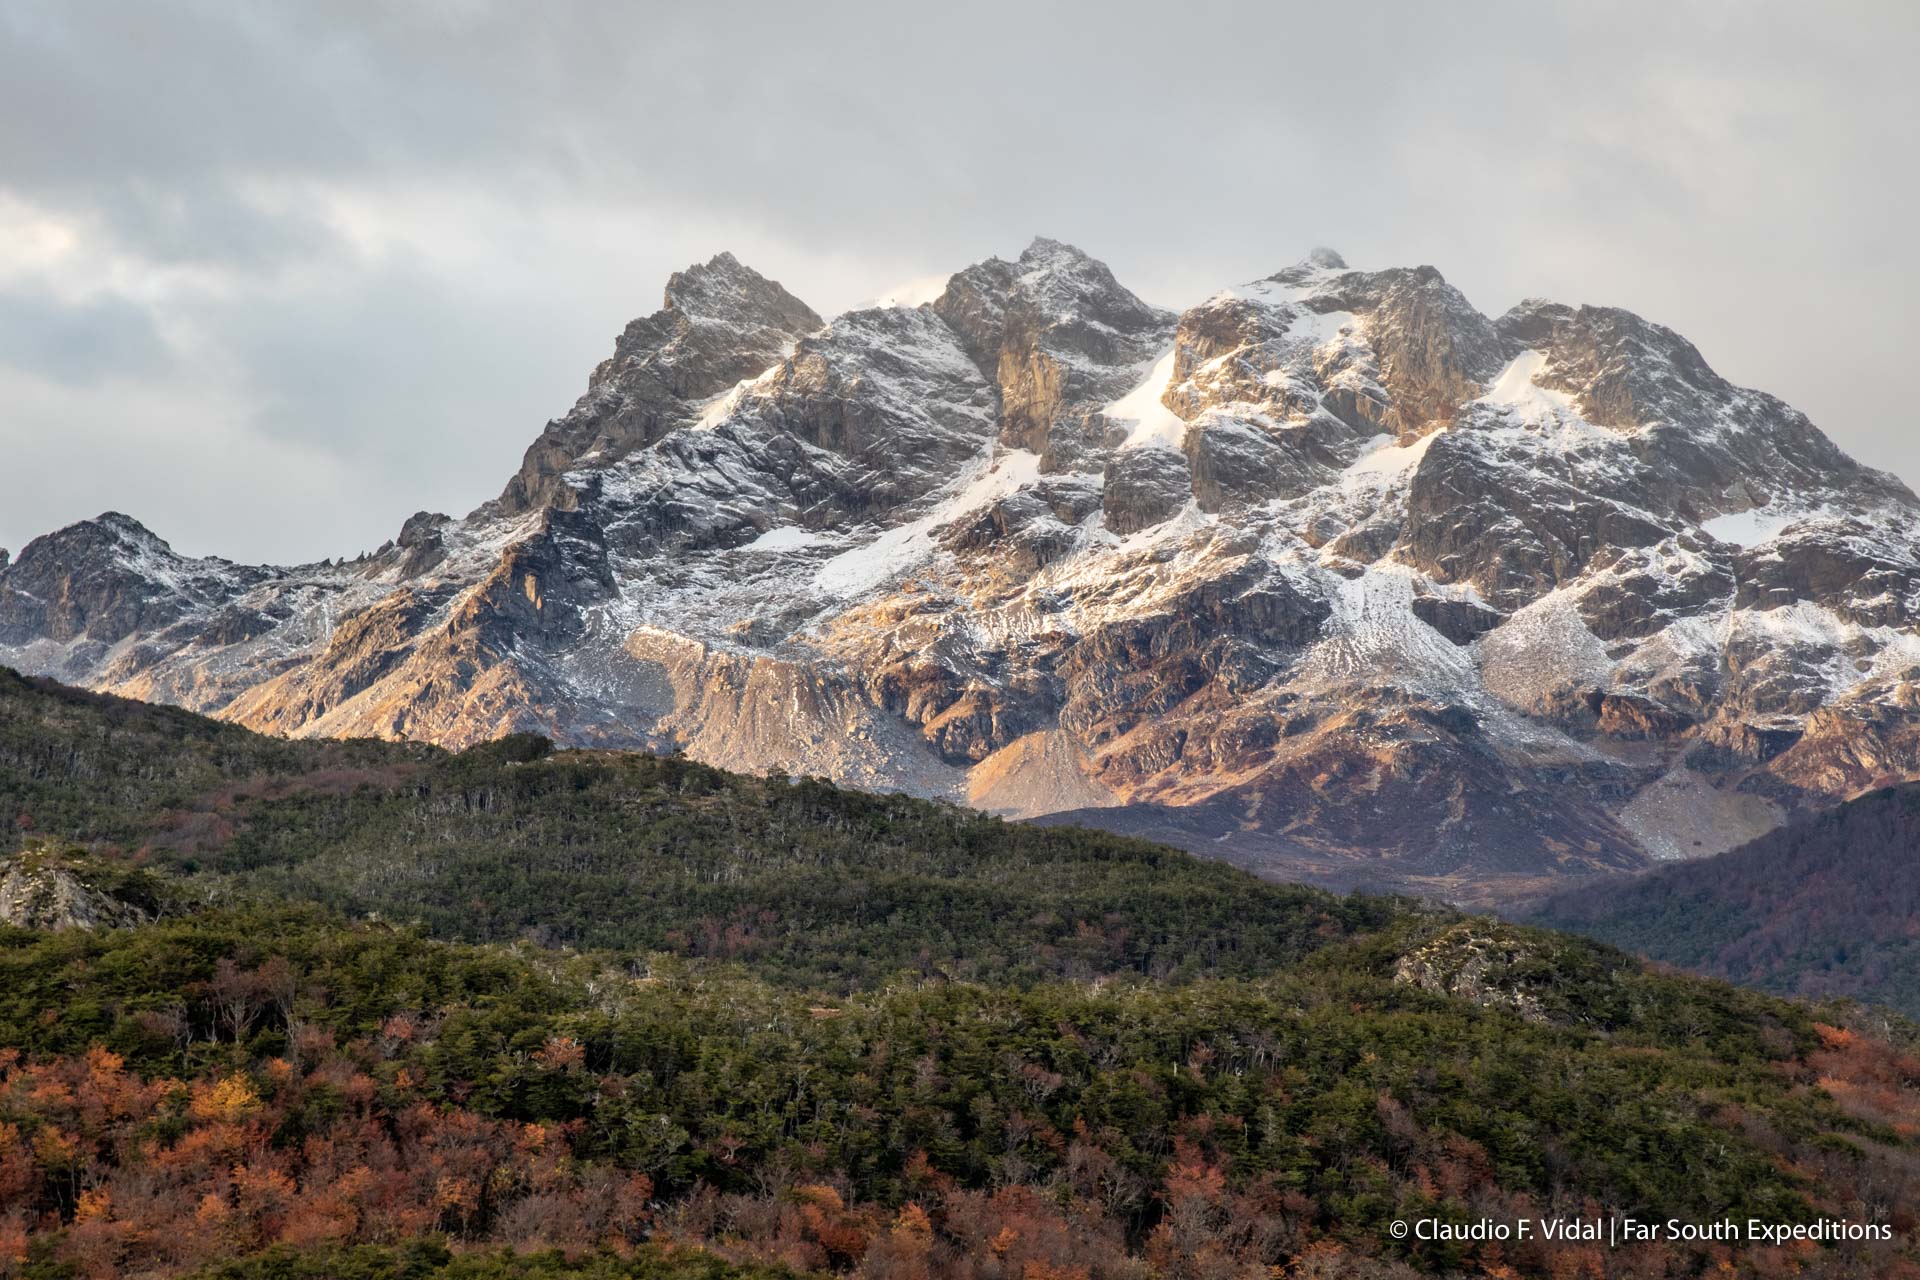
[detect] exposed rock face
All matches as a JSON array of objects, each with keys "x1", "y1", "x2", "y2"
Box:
[
  {"x1": 7, "y1": 236, "x2": 1920, "y2": 903},
  {"x1": 1317, "y1": 266, "x2": 1506, "y2": 436},
  {"x1": 0, "y1": 513, "x2": 269, "y2": 648},
  {"x1": 934, "y1": 237, "x2": 1174, "y2": 470},
  {"x1": 1102, "y1": 446, "x2": 1191, "y2": 535},
  {"x1": 1410, "y1": 595, "x2": 1504, "y2": 645},
  {"x1": 499, "y1": 252, "x2": 823, "y2": 514}
]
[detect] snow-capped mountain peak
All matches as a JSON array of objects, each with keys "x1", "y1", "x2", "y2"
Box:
[{"x1": 8, "y1": 238, "x2": 1920, "y2": 903}]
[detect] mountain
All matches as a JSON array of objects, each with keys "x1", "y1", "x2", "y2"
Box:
[
  {"x1": 3, "y1": 669, "x2": 1920, "y2": 1277},
  {"x1": 1531, "y1": 781, "x2": 1920, "y2": 1016},
  {"x1": 7, "y1": 238, "x2": 1920, "y2": 902}
]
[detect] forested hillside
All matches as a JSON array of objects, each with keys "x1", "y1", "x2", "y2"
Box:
[
  {"x1": 6, "y1": 904, "x2": 1920, "y2": 1279},
  {"x1": 1532, "y1": 784, "x2": 1920, "y2": 1017},
  {"x1": 3, "y1": 666, "x2": 1919, "y2": 1278},
  {"x1": 0, "y1": 667, "x2": 1393, "y2": 988}
]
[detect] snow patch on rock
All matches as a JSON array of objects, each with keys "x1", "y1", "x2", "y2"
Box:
[
  {"x1": 1479, "y1": 350, "x2": 1574, "y2": 415},
  {"x1": 743, "y1": 526, "x2": 826, "y2": 552},
  {"x1": 1105, "y1": 350, "x2": 1188, "y2": 450},
  {"x1": 814, "y1": 449, "x2": 1044, "y2": 597}
]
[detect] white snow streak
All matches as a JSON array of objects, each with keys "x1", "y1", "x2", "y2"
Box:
[
  {"x1": 1478, "y1": 350, "x2": 1575, "y2": 415},
  {"x1": 813, "y1": 449, "x2": 1044, "y2": 596},
  {"x1": 1104, "y1": 349, "x2": 1188, "y2": 450},
  {"x1": 742, "y1": 526, "x2": 825, "y2": 552}
]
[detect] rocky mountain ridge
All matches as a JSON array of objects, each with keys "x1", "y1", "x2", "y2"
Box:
[{"x1": 7, "y1": 236, "x2": 1919, "y2": 901}]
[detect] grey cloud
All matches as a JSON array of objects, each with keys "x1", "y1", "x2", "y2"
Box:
[
  {"x1": 204, "y1": 257, "x2": 597, "y2": 500},
  {"x1": 0, "y1": 0, "x2": 1915, "y2": 562},
  {"x1": 81, "y1": 183, "x2": 343, "y2": 270},
  {"x1": 0, "y1": 288, "x2": 169, "y2": 383}
]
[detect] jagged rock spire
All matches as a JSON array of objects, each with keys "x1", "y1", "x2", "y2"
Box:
[
  {"x1": 499, "y1": 253, "x2": 823, "y2": 514},
  {"x1": 929, "y1": 236, "x2": 1175, "y2": 468}
]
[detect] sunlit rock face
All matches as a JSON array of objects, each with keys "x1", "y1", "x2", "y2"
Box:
[{"x1": 8, "y1": 238, "x2": 1920, "y2": 903}]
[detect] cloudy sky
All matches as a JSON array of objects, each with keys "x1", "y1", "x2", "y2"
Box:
[{"x1": 2, "y1": 1, "x2": 1914, "y2": 564}]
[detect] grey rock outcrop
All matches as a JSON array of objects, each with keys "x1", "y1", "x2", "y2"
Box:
[{"x1": 0, "y1": 846, "x2": 158, "y2": 931}]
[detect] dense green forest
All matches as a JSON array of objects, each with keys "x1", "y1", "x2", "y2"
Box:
[
  {"x1": 2, "y1": 667, "x2": 1919, "y2": 1279},
  {"x1": 1532, "y1": 783, "x2": 1920, "y2": 1018},
  {"x1": 0, "y1": 667, "x2": 1395, "y2": 989},
  {"x1": 5, "y1": 902, "x2": 1919, "y2": 1279}
]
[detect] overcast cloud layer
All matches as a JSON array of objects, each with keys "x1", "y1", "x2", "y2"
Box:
[{"x1": 1, "y1": 0, "x2": 1914, "y2": 564}]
